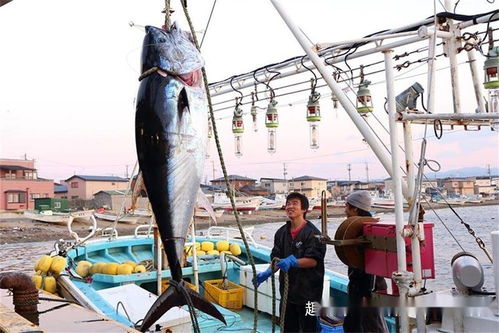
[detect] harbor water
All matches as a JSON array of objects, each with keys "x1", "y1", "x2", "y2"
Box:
[{"x1": 1, "y1": 205, "x2": 498, "y2": 293}]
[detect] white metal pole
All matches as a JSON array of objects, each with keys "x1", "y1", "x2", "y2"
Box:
[
  {"x1": 191, "y1": 220, "x2": 200, "y2": 292},
  {"x1": 401, "y1": 113, "x2": 499, "y2": 121},
  {"x1": 492, "y1": 231, "x2": 499, "y2": 315},
  {"x1": 403, "y1": 123, "x2": 415, "y2": 205},
  {"x1": 384, "y1": 49, "x2": 410, "y2": 333},
  {"x1": 269, "y1": 0, "x2": 408, "y2": 197},
  {"x1": 154, "y1": 226, "x2": 162, "y2": 295},
  {"x1": 426, "y1": 31, "x2": 437, "y2": 114},
  {"x1": 445, "y1": 0, "x2": 462, "y2": 113},
  {"x1": 467, "y1": 47, "x2": 487, "y2": 113}
]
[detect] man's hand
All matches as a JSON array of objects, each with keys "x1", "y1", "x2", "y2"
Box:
[
  {"x1": 252, "y1": 267, "x2": 273, "y2": 287},
  {"x1": 276, "y1": 255, "x2": 298, "y2": 272}
]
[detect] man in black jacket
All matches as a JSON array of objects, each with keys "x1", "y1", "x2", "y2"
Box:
[{"x1": 253, "y1": 192, "x2": 326, "y2": 332}]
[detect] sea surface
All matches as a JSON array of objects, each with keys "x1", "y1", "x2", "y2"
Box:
[{"x1": 1, "y1": 205, "x2": 498, "y2": 293}]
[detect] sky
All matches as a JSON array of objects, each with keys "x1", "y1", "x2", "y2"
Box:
[{"x1": 0, "y1": 0, "x2": 498, "y2": 184}]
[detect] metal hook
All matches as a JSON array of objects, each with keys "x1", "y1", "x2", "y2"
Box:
[
  {"x1": 229, "y1": 76, "x2": 243, "y2": 107},
  {"x1": 300, "y1": 56, "x2": 318, "y2": 93}
]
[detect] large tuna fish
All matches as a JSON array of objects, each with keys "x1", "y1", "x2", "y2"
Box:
[{"x1": 135, "y1": 24, "x2": 225, "y2": 331}]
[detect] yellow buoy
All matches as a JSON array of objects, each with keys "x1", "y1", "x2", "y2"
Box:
[
  {"x1": 89, "y1": 262, "x2": 106, "y2": 275},
  {"x1": 220, "y1": 250, "x2": 232, "y2": 255},
  {"x1": 117, "y1": 264, "x2": 134, "y2": 275},
  {"x1": 32, "y1": 275, "x2": 42, "y2": 289},
  {"x1": 216, "y1": 240, "x2": 230, "y2": 252},
  {"x1": 207, "y1": 250, "x2": 219, "y2": 255},
  {"x1": 229, "y1": 243, "x2": 242, "y2": 256},
  {"x1": 195, "y1": 242, "x2": 201, "y2": 249},
  {"x1": 122, "y1": 261, "x2": 137, "y2": 268},
  {"x1": 43, "y1": 276, "x2": 57, "y2": 294},
  {"x1": 102, "y1": 263, "x2": 119, "y2": 275},
  {"x1": 133, "y1": 265, "x2": 146, "y2": 273},
  {"x1": 49, "y1": 256, "x2": 67, "y2": 275},
  {"x1": 36, "y1": 255, "x2": 53, "y2": 274},
  {"x1": 201, "y1": 242, "x2": 214, "y2": 252},
  {"x1": 76, "y1": 263, "x2": 92, "y2": 278},
  {"x1": 196, "y1": 250, "x2": 207, "y2": 256}
]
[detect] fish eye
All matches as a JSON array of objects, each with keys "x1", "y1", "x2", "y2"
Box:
[{"x1": 159, "y1": 38, "x2": 166, "y2": 43}]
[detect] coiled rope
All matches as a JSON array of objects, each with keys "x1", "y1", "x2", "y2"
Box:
[
  {"x1": 270, "y1": 257, "x2": 289, "y2": 333},
  {"x1": 179, "y1": 2, "x2": 259, "y2": 331}
]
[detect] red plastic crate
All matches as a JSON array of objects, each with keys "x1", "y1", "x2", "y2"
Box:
[{"x1": 363, "y1": 221, "x2": 435, "y2": 279}]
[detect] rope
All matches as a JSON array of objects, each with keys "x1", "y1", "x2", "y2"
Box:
[
  {"x1": 200, "y1": 0, "x2": 218, "y2": 48},
  {"x1": 164, "y1": 0, "x2": 171, "y2": 30},
  {"x1": 270, "y1": 258, "x2": 289, "y2": 333},
  {"x1": 180, "y1": 3, "x2": 259, "y2": 332}
]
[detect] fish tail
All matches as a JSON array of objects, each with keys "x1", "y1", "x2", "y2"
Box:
[{"x1": 139, "y1": 280, "x2": 226, "y2": 331}]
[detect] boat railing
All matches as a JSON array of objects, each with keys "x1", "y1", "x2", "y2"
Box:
[
  {"x1": 100, "y1": 227, "x2": 119, "y2": 238},
  {"x1": 67, "y1": 214, "x2": 97, "y2": 246},
  {"x1": 205, "y1": 226, "x2": 258, "y2": 248},
  {"x1": 134, "y1": 224, "x2": 153, "y2": 238}
]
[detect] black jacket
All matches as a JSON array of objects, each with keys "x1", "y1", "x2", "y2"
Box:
[{"x1": 271, "y1": 220, "x2": 326, "y2": 305}]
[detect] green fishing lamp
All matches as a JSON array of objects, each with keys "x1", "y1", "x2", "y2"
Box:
[
  {"x1": 232, "y1": 100, "x2": 244, "y2": 157},
  {"x1": 265, "y1": 100, "x2": 279, "y2": 154},
  {"x1": 483, "y1": 46, "x2": 499, "y2": 90},
  {"x1": 356, "y1": 80, "x2": 374, "y2": 114},
  {"x1": 306, "y1": 89, "x2": 321, "y2": 149}
]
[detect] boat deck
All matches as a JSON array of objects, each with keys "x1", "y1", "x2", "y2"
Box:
[{"x1": 0, "y1": 289, "x2": 138, "y2": 332}]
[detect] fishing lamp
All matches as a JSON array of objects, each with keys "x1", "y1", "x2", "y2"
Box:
[
  {"x1": 206, "y1": 119, "x2": 213, "y2": 158},
  {"x1": 483, "y1": 46, "x2": 499, "y2": 130},
  {"x1": 265, "y1": 100, "x2": 279, "y2": 154},
  {"x1": 232, "y1": 101, "x2": 244, "y2": 157},
  {"x1": 395, "y1": 82, "x2": 424, "y2": 112},
  {"x1": 306, "y1": 90, "x2": 321, "y2": 149},
  {"x1": 250, "y1": 104, "x2": 258, "y2": 132},
  {"x1": 356, "y1": 80, "x2": 374, "y2": 115},
  {"x1": 332, "y1": 94, "x2": 339, "y2": 109}
]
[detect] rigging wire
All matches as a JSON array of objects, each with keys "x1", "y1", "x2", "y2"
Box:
[{"x1": 200, "y1": 0, "x2": 218, "y2": 48}]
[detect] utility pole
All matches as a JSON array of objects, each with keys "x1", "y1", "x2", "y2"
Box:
[
  {"x1": 283, "y1": 163, "x2": 288, "y2": 180},
  {"x1": 487, "y1": 164, "x2": 491, "y2": 181},
  {"x1": 347, "y1": 163, "x2": 352, "y2": 182},
  {"x1": 365, "y1": 162, "x2": 370, "y2": 185}
]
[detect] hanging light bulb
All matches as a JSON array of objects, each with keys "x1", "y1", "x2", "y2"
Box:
[
  {"x1": 356, "y1": 80, "x2": 374, "y2": 115},
  {"x1": 265, "y1": 99, "x2": 279, "y2": 154},
  {"x1": 250, "y1": 92, "x2": 258, "y2": 132},
  {"x1": 206, "y1": 118, "x2": 213, "y2": 158},
  {"x1": 306, "y1": 80, "x2": 321, "y2": 150},
  {"x1": 232, "y1": 98, "x2": 244, "y2": 157},
  {"x1": 331, "y1": 94, "x2": 339, "y2": 109},
  {"x1": 484, "y1": 46, "x2": 499, "y2": 130}
]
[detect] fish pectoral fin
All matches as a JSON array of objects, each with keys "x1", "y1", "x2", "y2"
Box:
[{"x1": 139, "y1": 282, "x2": 226, "y2": 332}]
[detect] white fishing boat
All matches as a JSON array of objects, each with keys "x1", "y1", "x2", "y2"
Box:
[
  {"x1": 194, "y1": 207, "x2": 225, "y2": 219},
  {"x1": 211, "y1": 192, "x2": 263, "y2": 212},
  {"x1": 94, "y1": 210, "x2": 151, "y2": 224},
  {"x1": 23, "y1": 209, "x2": 94, "y2": 225}
]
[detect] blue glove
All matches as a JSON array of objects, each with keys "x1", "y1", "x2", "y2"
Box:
[
  {"x1": 276, "y1": 255, "x2": 298, "y2": 273},
  {"x1": 252, "y1": 267, "x2": 273, "y2": 287}
]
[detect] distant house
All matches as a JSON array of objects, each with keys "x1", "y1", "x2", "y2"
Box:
[
  {"x1": 260, "y1": 177, "x2": 288, "y2": 194},
  {"x1": 288, "y1": 175, "x2": 328, "y2": 199},
  {"x1": 474, "y1": 176, "x2": 495, "y2": 195},
  {"x1": 239, "y1": 185, "x2": 269, "y2": 196},
  {"x1": 54, "y1": 184, "x2": 68, "y2": 199},
  {"x1": 0, "y1": 158, "x2": 54, "y2": 211},
  {"x1": 442, "y1": 177, "x2": 475, "y2": 196},
  {"x1": 210, "y1": 175, "x2": 256, "y2": 191},
  {"x1": 93, "y1": 190, "x2": 149, "y2": 212},
  {"x1": 64, "y1": 175, "x2": 128, "y2": 200}
]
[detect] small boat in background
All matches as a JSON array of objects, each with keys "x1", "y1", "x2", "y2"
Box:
[
  {"x1": 212, "y1": 192, "x2": 263, "y2": 212},
  {"x1": 94, "y1": 210, "x2": 151, "y2": 224},
  {"x1": 24, "y1": 209, "x2": 94, "y2": 225}
]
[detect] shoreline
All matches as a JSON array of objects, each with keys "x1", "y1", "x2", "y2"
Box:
[{"x1": 1, "y1": 200, "x2": 498, "y2": 245}]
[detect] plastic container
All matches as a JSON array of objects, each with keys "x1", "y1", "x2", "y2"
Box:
[
  {"x1": 162, "y1": 279, "x2": 198, "y2": 293},
  {"x1": 203, "y1": 279, "x2": 244, "y2": 309}
]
